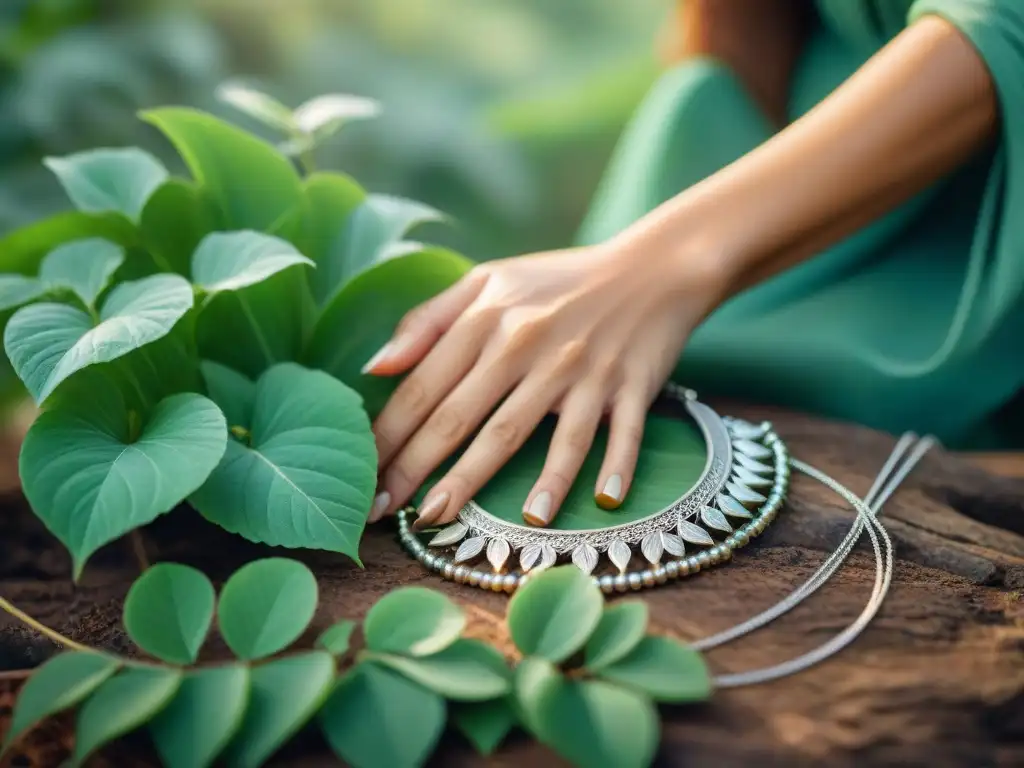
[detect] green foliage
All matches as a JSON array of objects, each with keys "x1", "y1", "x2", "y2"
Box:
[
  {"x1": 123, "y1": 564, "x2": 216, "y2": 666},
  {"x1": 362, "y1": 586, "x2": 465, "y2": 657},
  {"x1": 0, "y1": 100, "x2": 467, "y2": 569},
  {"x1": 508, "y1": 565, "x2": 604, "y2": 662},
  {"x1": 584, "y1": 601, "x2": 649, "y2": 670}
]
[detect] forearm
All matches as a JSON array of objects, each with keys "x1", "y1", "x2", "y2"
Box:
[{"x1": 627, "y1": 15, "x2": 998, "y2": 303}]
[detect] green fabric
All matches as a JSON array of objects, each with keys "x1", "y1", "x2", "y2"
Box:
[{"x1": 577, "y1": 0, "x2": 1024, "y2": 448}]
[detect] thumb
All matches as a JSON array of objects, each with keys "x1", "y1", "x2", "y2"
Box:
[{"x1": 361, "y1": 269, "x2": 487, "y2": 377}]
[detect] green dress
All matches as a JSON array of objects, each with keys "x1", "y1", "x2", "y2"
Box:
[{"x1": 577, "y1": 0, "x2": 1024, "y2": 449}]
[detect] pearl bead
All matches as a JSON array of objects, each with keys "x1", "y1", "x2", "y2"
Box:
[
  {"x1": 491, "y1": 575, "x2": 506, "y2": 592},
  {"x1": 666, "y1": 561, "x2": 680, "y2": 578},
  {"x1": 468, "y1": 570, "x2": 481, "y2": 586},
  {"x1": 627, "y1": 573, "x2": 643, "y2": 591},
  {"x1": 686, "y1": 556, "x2": 701, "y2": 573},
  {"x1": 599, "y1": 575, "x2": 615, "y2": 593},
  {"x1": 614, "y1": 574, "x2": 628, "y2": 593},
  {"x1": 479, "y1": 574, "x2": 494, "y2": 590},
  {"x1": 641, "y1": 570, "x2": 655, "y2": 588},
  {"x1": 502, "y1": 574, "x2": 518, "y2": 593},
  {"x1": 696, "y1": 551, "x2": 711, "y2": 568},
  {"x1": 454, "y1": 565, "x2": 468, "y2": 584},
  {"x1": 654, "y1": 566, "x2": 668, "y2": 584},
  {"x1": 442, "y1": 563, "x2": 454, "y2": 579}
]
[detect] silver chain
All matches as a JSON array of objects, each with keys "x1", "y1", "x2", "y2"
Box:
[{"x1": 702, "y1": 433, "x2": 936, "y2": 687}]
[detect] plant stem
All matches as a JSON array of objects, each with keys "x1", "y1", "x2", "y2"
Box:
[
  {"x1": 129, "y1": 530, "x2": 150, "y2": 573},
  {"x1": 0, "y1": 595, "x2": 90, "y2": 652}
]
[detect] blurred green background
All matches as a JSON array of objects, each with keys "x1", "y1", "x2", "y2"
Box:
[{"x1": 0, "y1": 0, "x2": 670, "y2": 261}]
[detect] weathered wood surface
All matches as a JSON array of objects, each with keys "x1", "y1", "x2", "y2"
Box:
[{"x1": 2, "y1": 405, "x2": 1023, "y2": 767}]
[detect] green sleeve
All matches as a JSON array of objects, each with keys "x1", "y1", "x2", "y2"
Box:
[{"x1": 907, "y1": 0, "x2": 1024, "y2": 353}]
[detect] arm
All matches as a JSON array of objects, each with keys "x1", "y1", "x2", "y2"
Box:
[
  {"x1": 659, "y1": 0, "x2": 816, "y2": 126},
  {"x1": 630, "y1": 15, "x2": 998, "y2": 301}
]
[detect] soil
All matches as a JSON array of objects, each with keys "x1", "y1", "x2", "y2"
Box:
[{"x1": 1, "y1": 403, "x2": 1023, "y2": 767}]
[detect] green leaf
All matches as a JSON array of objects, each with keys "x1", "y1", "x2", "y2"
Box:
[
  {"x1": 0, "y1": 275, "x2": 46, "y2": 312},
  {"x1": 45, "y1": 148, "x2": 169, "y2": 222},
  {"x1": 584, "y1": 601, "x2": 648, "y2": 671},
  {"x1": 216, "y1": 557, "x2": 318, "y2": 660},
  {"x1": 4, "y1": 273, "x2": 194, "y2": 404},
  {"x1": 143, "y1": 107, "x2": 302, "y2": 231},
  {"x1": 191, "y1": 231, "x2": 313, "y2": 294},
  {"x1": 0, "y1": 211, "x2": 136, "y2": 277},
  {"x1": 299, "y1": 172, "x2": 365, "y2": 277},
  {"x1": 311, "y1": 193, "x2": 442, "y2": 305},
  {"x1": 39, "y1": 238, "x2": 124, "y2": 307},
  {"x1": 452, "y1": 697, "x2": 516, "y2": 755},
  {"x1": 317, "y1": 619, "x2": 356, "y2": 655},
  {"x1": 512, "y1": 656, "x2": 561, "y2": 736},
  {"x1": 123, "y1": 563, "x2": 216, "y2": 664},
  {"x1": 19, "y1": 393, "x2": 227, "y2": 577},
  {"x1": 72, "y1": 667, "x2": 182, "y2": 766},
  {"x1": 140, "y1": 179, "x2": 217, "y2": 276},
  {"x1": 189, "y1": 363, "x2": 376, "y2": 561},
  {"x1": 320, "y1": 662, "x2": 445, "y2": 768},
  {"x1": 200, "y1": 360, "x2": 255, "y2": 430},
  {"x1": 373, "y1": 639, "x2": 510, "y2": 701},
  {"x1": 150, "y1": 665, "x2": 250, "y2": 768},
  {"x1": 507, "y1": 566, "x2": 604, "y2": 663},
  {"x1": 364, "y1": 586, "x2": 464, "y2": 657},
  {"x1": 306, "y1": 247, "x2": 473, "y2": 417},
  {"x1": 217, "y1": 81, "x2": 297, "y2": 132},
  {"x1": 221, "y1": 651, "x2": 335, "y2": 768},
  {"x1": 2, "y1": 652, "x2": 120, "y2": 754},
  {"x1": 595, "y1": 636, "x2": 713, "y2": 703},
  {"x1": 522, "y1": 674, "x2": 658, "y2": 768}
]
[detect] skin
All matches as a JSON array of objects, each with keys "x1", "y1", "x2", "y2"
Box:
[{"x1": 365, "y1": 5, "x2": 998, "y2": 531}]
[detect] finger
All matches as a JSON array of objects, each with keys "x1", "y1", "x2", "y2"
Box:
[
  {"x1": 377, "y1": 349, "x2": 521, "y2": 519},
  {"x1": 413, "y1": 350, "x2": 584, "y2": 529},
  {"x1": 522, "y1": 384, "x2": 604, "y2": 527},
  {"x1": 362, "y1": 268, "x2": 488, "y2": 377},
  {"x1": 372, "y1": 309, "x2": 492, "y2": 471},
  {"x1": 594, "y1": 384, "x2": 650, "y2": 510}
]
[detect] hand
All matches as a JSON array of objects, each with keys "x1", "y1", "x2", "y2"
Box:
[{"x1": 365, "y1": 240, "x2": 725, "y2": 529}]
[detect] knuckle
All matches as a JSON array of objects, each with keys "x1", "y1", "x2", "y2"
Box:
[
  {"x1": 425, "y1": 406, "x2": 466, "y2": 442},
  {"x1": 384, "y1": 462, "x2": 416, "y2": 494},
  {"x1": 562, "y1": 423, "x2": 594, "y2": 454},
  {"x1": 542, "y1": 468, "x2": 575, "y2": 496},
  {"x1": 393, "y1": 376, "x2": 430, "y2": 415},
  {"x1": 551, "y1": 339, "x2": 587, "y2": 376},
  {"x1": 486, "y1": 417, "x2": 521, "y2": 447},
  {"x1": 590, "y1": 354, "x2": 622, "y2": 386},
  {"x1": 500, "y1": 314, "x2": 547, "y2": 357}
]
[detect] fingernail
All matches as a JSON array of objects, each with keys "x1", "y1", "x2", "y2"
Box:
[
  {"x1": 361, "y1": 342, "x2": 394, "y2": 375},
  {"x1": 414, "y1": 490, "x2": 451, "y2": 528},
  {"x1": 523, "y1": 491, "x2": 553, "y2": 527},
  {"x1": 595, "y1": 474, "x2": 622, "y2": 510},
  {"x1": 368, "y1": 491, "x2": 391, "y2": 523}
]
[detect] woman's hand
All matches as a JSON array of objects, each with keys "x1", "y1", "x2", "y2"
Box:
[{"x1": 365, "y1": 240, "x2": 727, "y2": 529}]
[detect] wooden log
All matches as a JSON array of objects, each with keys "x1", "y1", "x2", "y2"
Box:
[{"x1": 1, "y1": 407, "x2": 1022, "y2": 767}]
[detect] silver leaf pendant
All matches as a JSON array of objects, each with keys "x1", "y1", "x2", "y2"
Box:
[
  {"x1": 641, "y1": 532, "x2": 663, "y2": 564},
  {"x1": 572, "y1": 543, "x2": 599, "y2": 575},
  {"x1": 733, "y1": 466, "x2": 772, "y2": 488},
  {"x1": 661, "y1": 531, "x2": 686, "y2": 557},
  {"x1": 729, "y1": 420, "x2": 768, "y2": 440},
  {"x1": 717, "y1": 493, "x2": 753, "y2": 519},
  {"x1": 678, "y1": 519, "x2": 715, "y2": 546},
  {"x1": 726, "y1": 481, "x2": 767, "y2": 506},
  {"x1": 454, "y1": 536, "x2": 486, "y2": 563},
  {"x1": 701, "y1": 506, "x2": 733, "y2": 533},
  {"x1": 429, "y1": 521, "x2": 469, "y2": 547},
  {"x1": 487, "y1": 538, "x2": 510, "y2": 572},
  {"x1": 520, "y1": 543, "x2": 557, "y2": 572},
  {"x1": 735, "y1": 453, "x2": 774, "y2": 475},
  {"x1": 608, "y1": 539, "x2": 632, "y2": 573},
  {"x1": 733, "y1": 438, "x2": 772, "y2": 460}
]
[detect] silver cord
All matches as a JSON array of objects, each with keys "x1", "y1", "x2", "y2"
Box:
[{"x1": 706, "y1": 433, "x2": 936, "y2": 687}]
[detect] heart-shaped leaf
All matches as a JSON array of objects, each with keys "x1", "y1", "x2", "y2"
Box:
[
  {"x1": 293, "y1": 93, "x2": 381, "y2": 135},
  {"x1": 149, "y1": 665, "x2": 250, "y2": 768},
  {"x1": 320, "y1": 662, "x2": 445, "y2": 768},
  {"x1": 2, "y1": 652, "x2": 120, "y2": 754},
  {"x1": 317, "y1": 619, "x2": 356, "y2": 655},
  {"x1": 220, "y1": 652, "x2": 335, "y2": 768},
  {"x1": 584, "y1": 601, "x2": 648, "y2": 671},
  {"x1": 373, "y1": 639, "x2": 510, "y2": 701},
  {"x1": 299, "y1": 173, "x2": 365, "y2": 274},
  {"x1": 520, "y1": 674, "x2": 658, "y2": 768},
  {"x1": 507, "y1": 565, "x2": 604, "y2": 663},
  {"x1": 192, "y1": 231, "x2": 313, "y2": 294},
  {"x1": 143, "y1": 108, "x2": 301, "y2": 231},
  {"x1": 512, "y1": 657, "x2": 561, "y2": 735},
  {"x1": 189, "y1": 363, "x2": 376, "y2": 561},
  {"x1": 19, "y1": 393, "x2": 227, "y2": 577},
  {"x1": 216, "y1": 558, "x2": 318, "y2": 660},
  {"x1": 0, "y1": 210, "x2": 135, "y2": 277},
  {"x1": 39, "y1": 238, "x2": 124, "y2": 307},
  {"x1": 452, "y1": 697, "x2": 516, "y2": 756},
  {"x1": 73, "y1": 667, "x2": 183, "y2": 766},
  {"x1": 199, "y1": 361, "x2": 255, "y2": 430},
  {"x1": 45, "y1": 148, "x2": 169, "y2": 223},
  {"x1": 311, "y1": 194, "x2": 444, "y2": 305},
  {"x1": 140, "y1": 179, "x2": 216, "y2": 276},
  {"x1": 306, "y1": 247, "x2": 472, "y2": 417},
  {"x1": 363, "y1": 586, "x2": 464, "y2": 657},
  {"x1": 123, "y1": 563, "x2": 216, "y2": 664},
  {"x1": 595, "y1": 636, "x2": 713, "y2": 703},
  {"x1": 0, "y1": 275, "x2": 46, "y2": 312},
  {"x1": 4, "y1": 273, "x2": 194, "y2": 404},
  {"x1": 216, "y1": 81, "x2": 297, "y2": 132}
]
